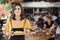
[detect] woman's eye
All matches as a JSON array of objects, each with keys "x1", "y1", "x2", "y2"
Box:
[{"x1": 18, "y1": 8, "x2": 20, "y2": 10}]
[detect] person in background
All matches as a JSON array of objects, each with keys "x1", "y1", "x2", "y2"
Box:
[
  {"x1": 55, "y1": 17, "x2": 60, "y2": 40},
  {"x1": 36, "y1": 16, "x2": 44, "y2": 29},
  {"x1": 43, "y1": 13, "x2": 55, "y2": 40},
  {"x1": 4, "y1": 2, "x2": 31, "y2": 40},
  {"x1": 51, "y1": 13, "x2": 57, "y2": 21},
  {"x1": 43, "y1": 12, "x2": 51, "y2": 21},
  {"x1": 30, "y1": 18, "x2": 37, "y2": 31},
  {"x1": 43, "y1": 11, "x2": 57, "y2": 22},
  {"x1": 33, "y1": 13, "x2": 40, "y2": 22}
]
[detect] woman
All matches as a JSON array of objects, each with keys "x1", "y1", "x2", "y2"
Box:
[
  {"x1": 43, "y1": 12, "x2": 55, "y2": 29},
  {"x1": 4, "y1": 2, "x2": 31, "y2": 40},
  {"x1": 43, "y1": 12, "x2": 55, "y2": 40}
]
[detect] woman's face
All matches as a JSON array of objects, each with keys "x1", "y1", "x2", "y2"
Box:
[{"x1": 14, "y1": 5, "x2": 21, "y2": 15}]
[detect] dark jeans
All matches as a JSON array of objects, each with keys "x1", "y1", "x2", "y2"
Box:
[{"x1": 9, "y1": 35, "x2": 25, "y2": 40}]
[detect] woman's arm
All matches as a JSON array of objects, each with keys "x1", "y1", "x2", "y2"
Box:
[
  {"x1": 3, "y1": 18, "x2": 11, "y2": 36},
  {"x1": 24, "y1": 19, "x2": 31, "y2": 32},
  {"x1": 50, "y1": 24, "x2": 55, "y2": 30},
  {"x1": 43, "y1": 23, "x2": 46, "y2": 29}
]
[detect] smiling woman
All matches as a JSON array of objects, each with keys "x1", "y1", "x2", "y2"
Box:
[{"x1": 4, "y1": 2, "x2": 31, "y2": 40}]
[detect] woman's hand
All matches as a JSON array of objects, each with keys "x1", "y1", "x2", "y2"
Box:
[{"x1": 24, "y1": 30, "x2": 31, "y2": 38}]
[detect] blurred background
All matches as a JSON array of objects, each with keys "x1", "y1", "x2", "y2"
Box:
[
  {"x1": 0, "y1": 0, "x2": 60, "y2": 40},
  {"x1": 0, "y1": 0, "x2": 60, "y2": 19}
]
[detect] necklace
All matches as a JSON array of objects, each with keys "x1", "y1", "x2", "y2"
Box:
[
  {"x1": 16, "y1": 20, "x2": 20, "y2": 24},
  {"x1": 15, "y1": 20, "x2": 20, "y2": 27}
]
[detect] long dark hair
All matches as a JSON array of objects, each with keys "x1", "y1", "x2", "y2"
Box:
[{"x1": 11, "y1": 2, "x2": 25, "y2": 20}]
